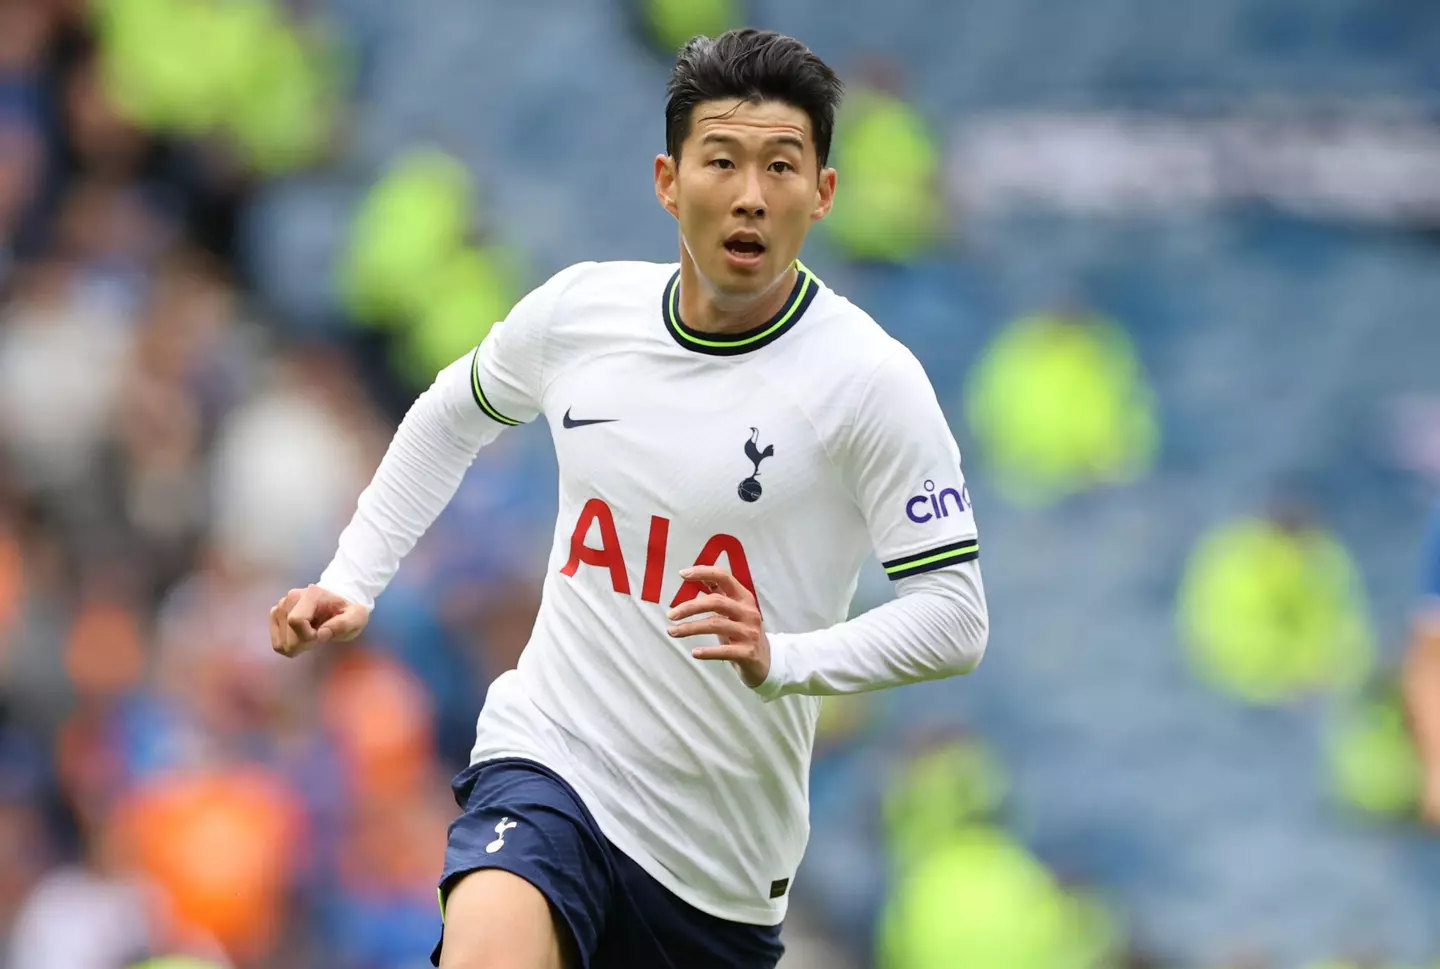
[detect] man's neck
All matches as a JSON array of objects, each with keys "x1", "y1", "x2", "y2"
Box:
[{"x1": 677, "y1": 254, "x2": 796, "y2": 336}]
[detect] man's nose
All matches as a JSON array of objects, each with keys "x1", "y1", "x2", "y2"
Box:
[{"x1": 733, "y1": 168, "x2": 766, "y2": 218}]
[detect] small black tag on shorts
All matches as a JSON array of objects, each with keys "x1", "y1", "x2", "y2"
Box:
[{"x1": 769, "y1": 878, "x2": 789, "y2": 899}]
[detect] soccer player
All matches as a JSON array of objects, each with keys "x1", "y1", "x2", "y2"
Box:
[{"x1": 269, "y1": 28, "x2": 989, "y2": 969}]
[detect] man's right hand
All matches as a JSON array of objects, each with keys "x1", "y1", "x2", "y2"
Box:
[{"x1": 270, "y1": 585, "x2": 371, "y2": 657}]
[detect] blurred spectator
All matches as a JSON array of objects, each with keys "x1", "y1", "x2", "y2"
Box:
[
  {"x1": 62, "y1": 42, "x2": 152, "y2": 182},
  {"x1": 876, "y1": 729, "x2": 1118, "y2": 969},
  {"x1": 5, "y1": 784, "x2": 167, "y2": 969},
  {"x1": 0, "y1": 723, "x2": 48, "y2": 955},
  {"x1": 60, "y1": 34, "x2": 253, "y2": 269},
  {"x1": 636, "y1": 0, "x2": 743, "y2": 58},
  {"x1": 111, "y1": 249, "x2": 257, "y2": 590},
  {"x1": 1178, "y1": 504, "x2": 1373, "y2": 705},
  {"x1": 222, "y1": 5, "x2": 342, "y2": 175},
  {"x1": 321, "y1": 650, "x2": 433, "y2": 802},
  {"x1": 0, "y1": 499, "x2": 25, "y2": 667},
  {"x1": 207, "y1": 344, "x2": 380, "y2": 578},
  {"x1": 0, "y1": 256, "x2": 131, "y2": 509},
  {"x1": 0, "y1": 0, "x2": 54, "y2": 127},
  {"x1": 322, "y1": 776, "x2": 451, "y2": 969},
  {"x1": 52, "y1": 175, "x2": 171, "y2": 321},
  {"x1": 882, "y1": 729, "x2": 1008, "y2": 872},
  {"x1": 877, "y1": 824, "x2": 1118, "y2": 969},
  {"x1": 110, "y1": 766, "x2": 303, "y2": 967},
  {"x1": 63, "y1": 561, "x2": 147, "y2": 701},
  {"x1": 0, "y1": 498, "x2": 73, "y2": 738},
  {"x1": 402, "y1": 242, "x2": 521, "y2": 389},
  {"x1": 0, "y1": 119, "x2": 42, "y2": 288},
  {"x1": 7, "y1": 860, "x2": 158, "y2": 969},
  {"x1": 339, "y1": 148, "x2": 524, "y2": 388},
  {"x1": 314, "y1": 650, "x2": 451, "y2": 968},
  {"x1": 442, "y1": 562, "x2": 544, "y2": 686},
  {"x1": 1326, "y1": 672, "x2": 1422, "y2": 821},
  {"x1": 964, "y1": 304, "x2": 1157, "y2": 507},
  {"x1": 1403, "y1": 503, "x2": 1440, "y2": 825},
  {"x1": 93, "y1": 0, "x2": 338, "y2": 174},
  {"x1": 823, "y1": 62, "x2": 943, "y2": 265},
  {"x1": 149, "y1": 543, "x2": 321, "y2": 763},
  {"x1": 340, "y1": 149, "x2": 473, "y2": 328}
]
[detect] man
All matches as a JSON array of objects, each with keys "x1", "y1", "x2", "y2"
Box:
[
  {"x1": 1404, "y1": 504, "x2": 1440, "y2": 824},
  {"x1": 269, "y1": 29, "x2": 989, "y2": 969}
]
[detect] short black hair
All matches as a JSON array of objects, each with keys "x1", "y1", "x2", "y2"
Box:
[{"x1": 665, "y1": 29, "x2": 843, "y2": 168}]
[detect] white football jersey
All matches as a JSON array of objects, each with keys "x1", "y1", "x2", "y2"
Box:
[{"x1": 457, "y1": 260, "x2": 981, "y2": 923}]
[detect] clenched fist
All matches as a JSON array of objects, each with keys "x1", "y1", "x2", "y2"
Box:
[{"x1": 269, "y1": 585, "x2": 371, "y2": 657}]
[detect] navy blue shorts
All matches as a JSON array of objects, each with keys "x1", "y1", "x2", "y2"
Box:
[{"x1": 432, "y1": 758, "x2": 785, "y2": 969}]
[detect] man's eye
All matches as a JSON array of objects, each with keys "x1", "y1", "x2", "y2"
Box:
[
  {"x1": 710, "y1": 158, "x2": 734, "y2": 170},
  {"x1": 770, "y1": 161, "x2": 794, "y2": 173}
]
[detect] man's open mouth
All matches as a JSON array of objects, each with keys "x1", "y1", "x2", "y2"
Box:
[{"x1": 725, "y1": 238, "x2": 766, "y2": 256}]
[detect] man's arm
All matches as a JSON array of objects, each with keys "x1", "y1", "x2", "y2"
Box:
[
  {"x1": 315, "y1": 351, "x2": 509, "y2": 607},
  {"x1": 270, "y1": 264, "x2": 583, "y2": 656},
  {"x1": 755, "y1": 563, "x2": 987, "y2": 698},
  {"x1": 669, "y1": 560, "x2": 986, "y2": 696},
  {"x1": 683, "y1": 345, "x2": 988, "y2": 699}
]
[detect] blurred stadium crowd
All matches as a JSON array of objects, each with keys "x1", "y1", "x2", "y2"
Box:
[{"x1": 0, "y1": 1, "x2": 1438, "y2": 968}]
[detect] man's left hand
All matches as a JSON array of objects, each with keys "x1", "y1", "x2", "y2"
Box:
[{"x1": 667, "y1": 565, "x2": 770, "y2": 688}]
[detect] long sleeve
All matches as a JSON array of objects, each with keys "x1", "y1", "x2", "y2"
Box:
[
  {"x1": 316, "y1": 263, "x2": 585, "y2": 608},
  {"x1": 316, "y1": 353, "x2": 503, "y2": 608},
  {"x1": 754, "y1": 560, "x2": 988, "y2": 699},
  {"x1": 754, "y1": 343, "x2": 988, "y2": 700}
]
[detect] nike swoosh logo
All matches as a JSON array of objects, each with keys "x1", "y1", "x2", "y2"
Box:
[{"x1": 562, "y1": 408, "x2": 618, "y2": 429}]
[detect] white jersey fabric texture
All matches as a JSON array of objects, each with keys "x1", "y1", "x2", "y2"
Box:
[{"x1": 318, "y1": 260, "x2": 988, "y2": 925}]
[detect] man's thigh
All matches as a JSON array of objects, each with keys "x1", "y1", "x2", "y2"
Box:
[
  {"x1": 431, "y1": 759, "x2": 614, "y2": 969},
  {"x1": 437, "y1": 869, "x2": 577, "y2": 969}
]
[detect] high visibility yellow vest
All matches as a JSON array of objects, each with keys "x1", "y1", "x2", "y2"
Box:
[
  {"x1": 965, "y1": 313, "x2": 1157, "y2": 506},
  {"x1": 1178, "y1": 519, "x2": 1373, "y2": 704},
  {"x1": 825, "y1": 89, "x2": 941, "y2": 263},
  {"x1": 341, "y1": 150, "x2": 475, "y2": 325},
  {"x1": 879, "y1": 827, "x2": 1117, "y2": 969},
  {"x1": 643, "y1": 0, "x2": 740, "y2": 54}
]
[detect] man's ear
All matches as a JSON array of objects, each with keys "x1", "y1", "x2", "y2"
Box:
[
  {"x1": 812, "y1": 167, "x2": 837, "y2": 222},
  {"x1": 655, "y1": 154, "x2": 680, "y2": 219}
]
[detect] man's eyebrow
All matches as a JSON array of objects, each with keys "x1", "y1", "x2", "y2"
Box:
[{"x1": 699, "y1": 131, "x2": 806, "y2": 151}]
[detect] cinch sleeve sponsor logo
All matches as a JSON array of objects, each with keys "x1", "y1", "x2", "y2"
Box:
[{"x1": 905, "y1": 480, "x2": 970, "y2": 523}]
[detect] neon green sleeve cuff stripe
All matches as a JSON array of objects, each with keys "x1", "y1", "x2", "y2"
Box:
[
  {"x1": 470, "y1": 348, "x2": 523, "y2": 426},
  {"x1": 882, "y1": 540, "x2": 980, "y2": 579}
]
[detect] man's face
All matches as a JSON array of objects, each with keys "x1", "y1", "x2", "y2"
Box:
[{"x1": 656, "y1": 99, "x2": 836, "y2": 299}]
